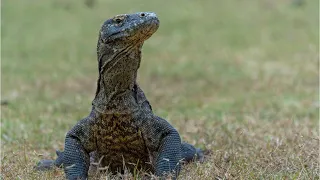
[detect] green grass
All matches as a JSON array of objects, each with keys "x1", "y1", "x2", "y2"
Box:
[{"x1": 1, "y1": 0, "x2": 319, "y2": 179}]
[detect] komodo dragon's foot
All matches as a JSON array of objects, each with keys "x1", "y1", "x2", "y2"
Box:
[
  {"x1": 181, "y1": 143, "x2": 205, "y2": 163},
  {"x1": 35, "y1": 159, "x2": 55, "y2": 171},
  {"x1": 34, "y1": 150, "x2": 63, "y2": 171}
]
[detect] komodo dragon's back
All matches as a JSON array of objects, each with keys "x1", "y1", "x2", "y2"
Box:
[{"x1": 36, "y1": 12, "x2": 203, "y2": 180}]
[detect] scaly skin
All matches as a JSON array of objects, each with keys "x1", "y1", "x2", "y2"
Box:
[{"x1": 36, "y1": 12, "x2": 203, "y2": 180}]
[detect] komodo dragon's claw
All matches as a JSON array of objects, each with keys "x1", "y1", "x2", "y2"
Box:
[{"x1": 196, "y1": 148, "x2": 205, "y2": 163}]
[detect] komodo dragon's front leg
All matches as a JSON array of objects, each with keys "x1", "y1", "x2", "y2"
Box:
[
  {"x1": 138, "y1": 114, "x2": 202, "y2": 178},
  {"x1": 139, "y1": 115, "x2": 182, "y2": 178},
  {"x1": 62, "y1": 117, "x2": 96, "y2": 180},
  {"x1": 135, "y1": 85, "x2": 203, "y2": 178}
]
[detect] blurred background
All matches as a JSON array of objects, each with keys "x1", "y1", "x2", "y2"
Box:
[{"x1": 2, "y1": 0, "x2": 319, "y2": 179}]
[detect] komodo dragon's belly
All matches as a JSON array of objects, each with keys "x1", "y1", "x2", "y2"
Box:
[{"x1": 94, "y1": 114, "x2": 152, "y2": 173}]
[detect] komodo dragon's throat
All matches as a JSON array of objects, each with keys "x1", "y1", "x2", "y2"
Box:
[{"x1": 36, "y1": 12, "x2": 204, "y2": 180}]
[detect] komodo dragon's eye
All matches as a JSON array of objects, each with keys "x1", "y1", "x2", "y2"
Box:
[
  {"x1": 115, "y1": 18, "x2": 122, "y2": 23},
  {"x1": 113, "y1": 16, "x2": 125, "y2": 24}
]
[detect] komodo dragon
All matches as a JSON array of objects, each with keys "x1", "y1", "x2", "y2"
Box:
[{"x1": 36, "y1": 12, "x2": 203, "y2": 180}]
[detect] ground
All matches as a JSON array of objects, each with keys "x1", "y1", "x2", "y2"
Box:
[{"x1": 1, "y1": 0, "x2": 319, "y2": 179}]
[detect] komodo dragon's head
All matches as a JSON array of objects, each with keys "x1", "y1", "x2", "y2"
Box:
[
  {"x1": 98, "y1": 12, "x2": 159, "y2": 45},
  {"x1": 93, "y1": 12, "x2": 159, "y2": 111}
]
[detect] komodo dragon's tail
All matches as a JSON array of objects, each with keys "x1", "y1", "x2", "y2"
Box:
[{"x1": 35, "y1": 150, "x2": 64, "y2": 171}]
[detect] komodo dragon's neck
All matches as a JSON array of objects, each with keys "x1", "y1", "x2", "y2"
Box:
[
  {"x1": 90, "y1": 12, "x2": 159, "y2": 114},
  {"x1": 92, "y1": 42, "x2": 143, "y2": 114}
]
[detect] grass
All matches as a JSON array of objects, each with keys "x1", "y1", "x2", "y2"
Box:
[{"x1": 1, "y1": 0, "x2": 319, "y2": 179}]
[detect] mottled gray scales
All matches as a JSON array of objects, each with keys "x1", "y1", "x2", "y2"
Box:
[{"x1": 36, "y1": 12, "x2": 203, "y2": 180}]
